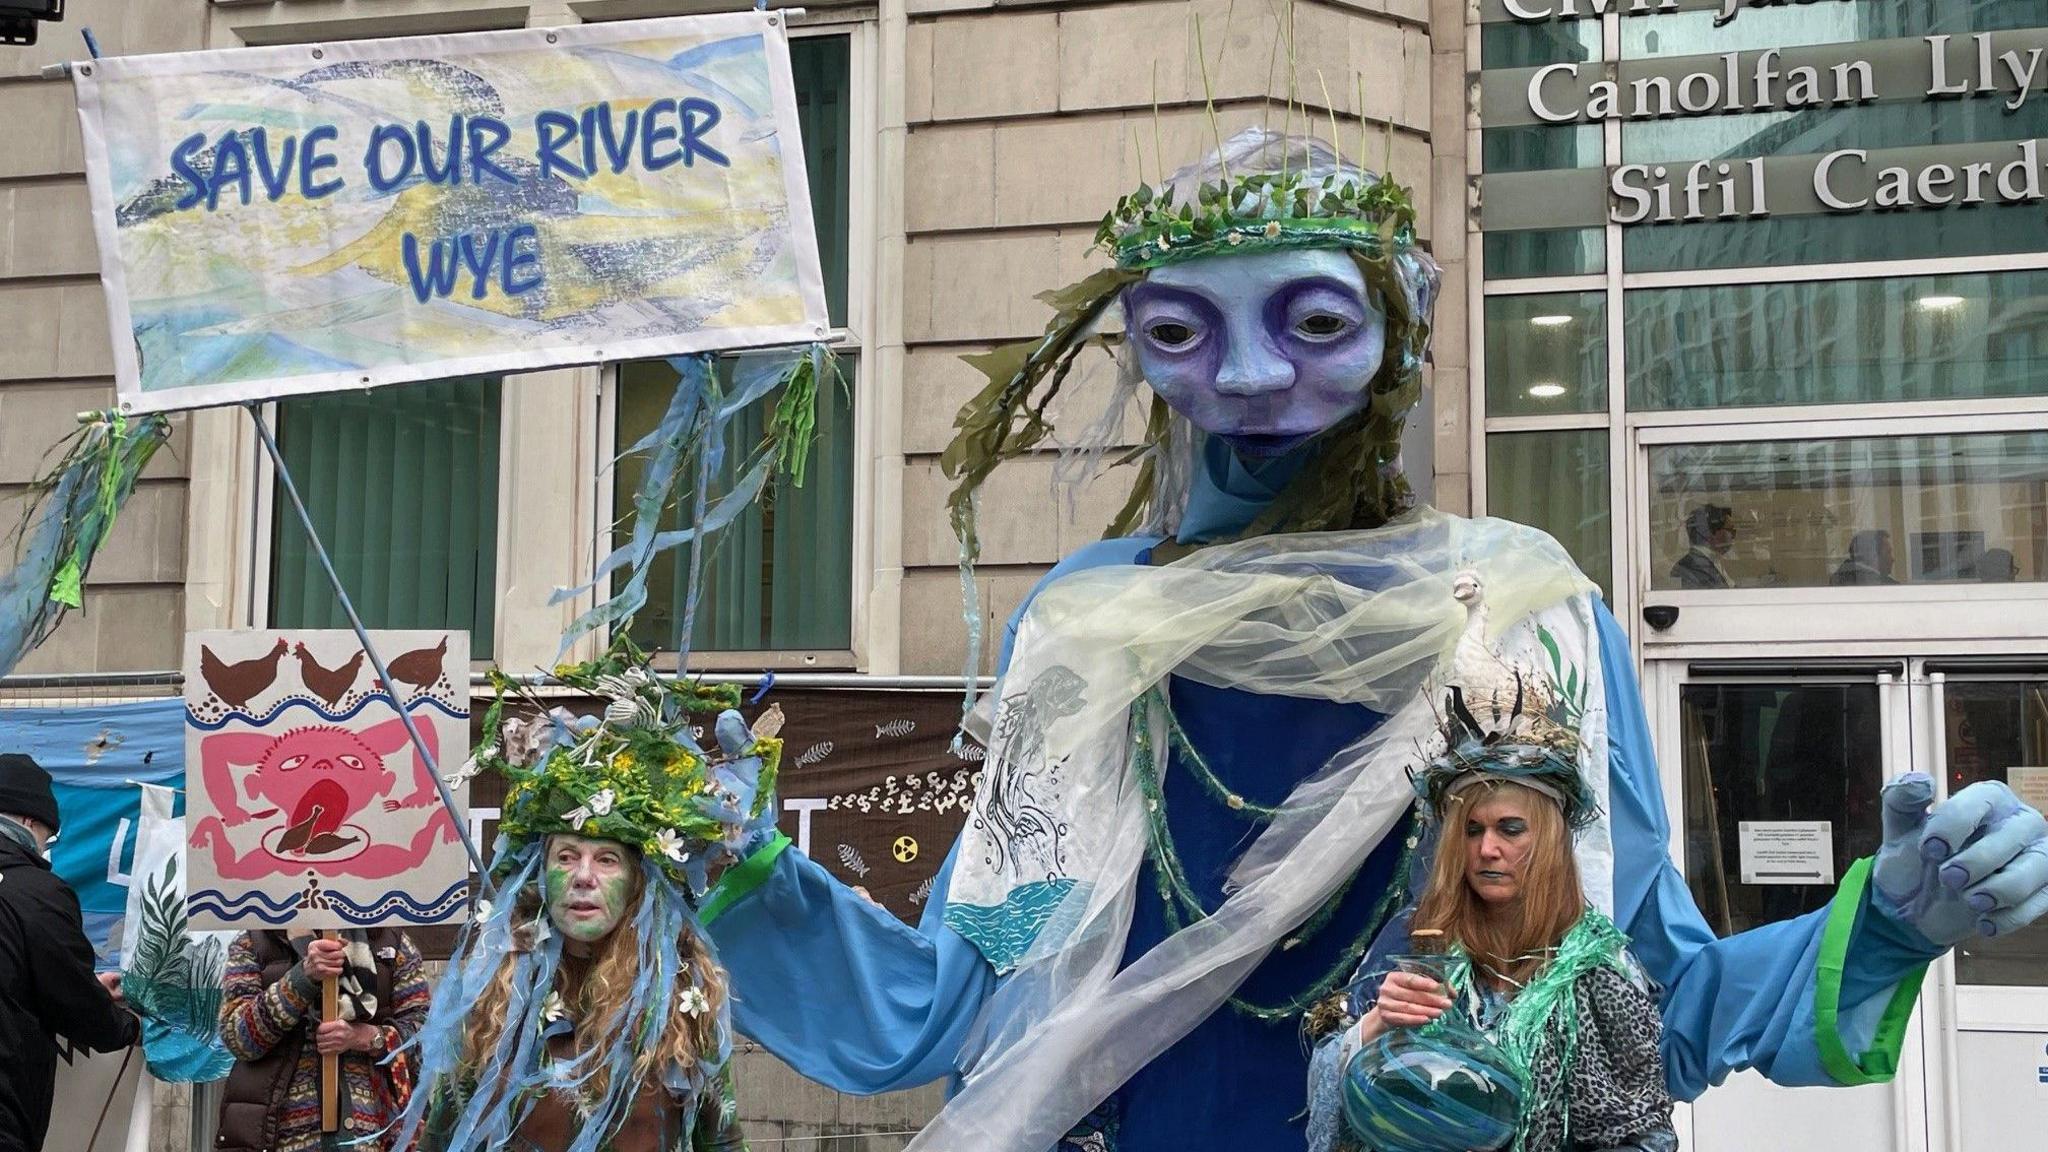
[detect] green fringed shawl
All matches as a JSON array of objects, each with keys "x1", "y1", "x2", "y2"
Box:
[{"x1": 1449, "y1": 909, "x2": 1633, "y2": 1152}]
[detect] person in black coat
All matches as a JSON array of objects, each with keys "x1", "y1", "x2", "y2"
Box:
[
  {"x1": 0, "y1": 752, "x2": 140, "y2": 1152},
  {"x1": 1669, "y1": 504, "x2": 1735, "y2": 590}
]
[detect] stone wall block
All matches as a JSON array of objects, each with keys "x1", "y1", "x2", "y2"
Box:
[
  {"x1": 928, "y1": 13, "x2": 1059, "y2": 121},
  {"x1": 1057, "y1": 2, "x2": 1192, "y2": 113},
  {"x1": 906, "y1": 18, "x2": 936, "y2": 123},
  {"x1": 2, "y1": 181, "x2": 99, "y2": 279},
  {"x1": 904, "y1": 232, "x2": 1067, "y2": 343},
  {"x1": 901, "y1": 456, "x2": 1066, "y2": 569},
  {"x1": 0, "y1": 81, "x2": 87, "y2": 179},
  {"x1": 905, "y1": 124, "x2": 997, "y2": 233}
]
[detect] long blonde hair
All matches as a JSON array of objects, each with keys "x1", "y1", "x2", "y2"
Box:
[
  {"x1": 1410, "y1": 779, "x2": 1583, "y2": 989},
  {"x1": 460, "y1": 857, "x2": 729, "y2": 1113}
]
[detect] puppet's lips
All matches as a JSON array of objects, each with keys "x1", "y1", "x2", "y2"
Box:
[
  {"x1": 1225, "y1": 431, "x2": 1317, "y2": 456},
  {"x1": 290, "y1": 779, "x2": 351, "y2": 836}
]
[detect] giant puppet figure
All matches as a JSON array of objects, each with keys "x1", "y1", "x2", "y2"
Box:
[{"x1": 700, "y1": 131, "x2": 2048, "y2": 1152}]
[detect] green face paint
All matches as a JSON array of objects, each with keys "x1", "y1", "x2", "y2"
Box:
[{"x1": 544, "y1": 834, "x2": 637, "y2": 942}]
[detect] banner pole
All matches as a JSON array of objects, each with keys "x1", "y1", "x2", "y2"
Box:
[
  {"x1": 319, "y1": 930, "x2": 340, "y2": 1134},
  {"x1": 242, "y1": 403, "x2": 492, "y2": 890}
]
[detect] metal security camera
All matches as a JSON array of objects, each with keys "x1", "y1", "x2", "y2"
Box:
[
  {"x1": 1643, "y1": 605, "x2": 1679, "y2": 631},
  {"x1": 0, "y1": 0, "x2": 63, "y2": 48}
]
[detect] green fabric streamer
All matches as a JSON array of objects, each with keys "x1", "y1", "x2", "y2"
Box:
[
  {"x1": 1450, "y1": 909, "x2": 1631, "y2": 1152},
  {"x1": 770, "y1": 346, "x2": 842, "y2": 489},
  {"x1": 1813, "y1": 857, "x2": 1927, "y2": 1085},
  {"x1": 1, "y1": 410, "x2": 171, "y2": 676}
]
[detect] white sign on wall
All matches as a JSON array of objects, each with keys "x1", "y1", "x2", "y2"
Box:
[
  {"x1": 2008, "y1": 766, "x2": 2048, "y2": 814},
  {"x1": 1738, "y1": 820, "x2": 1834, "y2": 886}
]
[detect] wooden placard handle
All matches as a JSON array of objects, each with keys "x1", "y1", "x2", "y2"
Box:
[{"x1": 320, "y1": 930, "x2": 340, "y2": 1133}]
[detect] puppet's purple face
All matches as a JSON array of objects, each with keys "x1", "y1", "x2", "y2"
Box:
[{"x1": 1123, "y1": 250, "x2": 1387, "y2": 457}]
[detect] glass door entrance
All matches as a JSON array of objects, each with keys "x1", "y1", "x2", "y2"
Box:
[
  {"x1": 1924, "y1": 663, "x2": 2048, "y2": 1152},
  {"x1": 1649, "y1": 657, "x2": 2048, "y2": 1152},
  {"x1": 1651, "y1": 660, "x2": 1925, "y2": 1152}
]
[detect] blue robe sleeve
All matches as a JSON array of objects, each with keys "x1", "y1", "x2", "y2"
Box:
[
  {"x1": 1594, "y1": 602, "x2": 1942, "y2": 1097},
  {"x1": 697, "y1": 538, "x2": 1153, "y2": 1097},
  {"x1": 699, "y1": 833, "x2": 997, "y2": 1094}
]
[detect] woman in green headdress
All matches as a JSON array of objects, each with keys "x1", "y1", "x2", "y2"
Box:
[{"x1": 1308, "y1": 677, "x2": 1676, "y2": 1152}]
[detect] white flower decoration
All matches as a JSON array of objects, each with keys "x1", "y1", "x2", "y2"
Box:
[
  {"x1": 541, "y1": 991, "x2": 568, "y2": 1025},
  {"x1": 677, "y1": 987, "x2": 711, "y2": 1018},
  {"x1": 562, "y1": 804, "x2": 592, "y2": 830},
  {"x1": 588, "y1": 788, "x2": 616, "y2": 817},
  {"x1": 473, "y1": 898, "x2": 493, "y2": 922},
  {"x1": 651, "y1": 828, "x2": 690, "y2": 865}
]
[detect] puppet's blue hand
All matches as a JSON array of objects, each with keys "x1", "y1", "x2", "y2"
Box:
[{"x1": 1872, "y1": 772, "x2": 2048, "y2": 945}]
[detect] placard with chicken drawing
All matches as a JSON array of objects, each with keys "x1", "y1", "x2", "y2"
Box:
[{"x1": 182, "y1": 630, "x2": 470, "y2": 931}]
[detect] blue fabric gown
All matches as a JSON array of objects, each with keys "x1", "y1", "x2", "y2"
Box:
[{"x1": 702, "y1": 440, "x2": 1943, "y2": 1152}]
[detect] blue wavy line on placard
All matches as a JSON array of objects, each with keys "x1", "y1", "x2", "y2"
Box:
[
  {"x1": 185, "y1": 694, "x2": 468, "y2": 731},
  {"x1": 188, "y1": 878, "x2": 471, "y2": 926}
]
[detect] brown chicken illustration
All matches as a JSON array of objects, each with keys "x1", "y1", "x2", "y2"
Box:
[
  {"x1": 293, "y1": 643, "x2": 366, "y2": 708},
  {"x1": 383, "y1": 636, "x2": 449, "y2": 695},
  {"x1": 199, "y1": 639, "x2": 290, "y2": 709}
]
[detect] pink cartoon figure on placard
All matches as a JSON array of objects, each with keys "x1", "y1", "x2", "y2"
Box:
[{"x1": 188, "y1": 715, "x2": 459, "y2": 881}]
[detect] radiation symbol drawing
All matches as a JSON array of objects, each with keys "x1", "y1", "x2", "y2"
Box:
[{"x1": 892, "y1": 836, "x2": 919, "y2": 863}]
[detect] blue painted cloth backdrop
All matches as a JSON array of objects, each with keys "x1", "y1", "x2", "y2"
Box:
[
  {"x1": 702, "y1": 444, "x2": 1945, "y2": 1152},
  {"x1": 0, "y1": 698, "x2": 185, "y2": 967}
]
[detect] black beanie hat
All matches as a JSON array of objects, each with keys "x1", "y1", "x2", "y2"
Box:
[{"x1": 0, "y1": 754, "x2": 60, "y2": 834}]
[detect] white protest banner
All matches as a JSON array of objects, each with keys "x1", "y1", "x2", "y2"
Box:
[{"x1": 71, "y1": 13, "x2": 827, "y2": 413}]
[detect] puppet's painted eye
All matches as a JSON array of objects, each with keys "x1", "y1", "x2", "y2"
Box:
[
  {"x1": 1146, "y1": 321, "x2": 1199, "y2": 350},
  {"x1": 1295, "y1": 313, "x2": 1350, "y2": 340},
  {"x1": 338, "y1": 755, "x2": 366, "y2": 771},
  {"x1": 278, "y1": 755, "x2": 307, "y2": 772}
]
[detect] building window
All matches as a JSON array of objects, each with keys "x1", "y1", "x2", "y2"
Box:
[
  {"x1": 1487, "y1": 429, "x2": 1612, "y2": 599},
  {"x1": 611, "y1": 30, "x2": 859, "y2": 657},
  {"x1": 1473, "y1": 0, "x2": 2048, "y2": 614},
  {"x1": 269, "y1": 378, "x2": 502, "y2": 656},
  {"x1": 1647, "y1": 430, "x2": 2048, "y2": 590}
]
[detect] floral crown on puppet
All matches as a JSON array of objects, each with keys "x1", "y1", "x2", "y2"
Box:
[
  {"x1": 941, "y1": 128, "x2": 1442, "y2": 563},
  {"x1": 1096, "y1": 139, "x2": 1420, "y2": 272},
  {"x1": 477, "y1": 641, "x2": 783, "y2": 896}
]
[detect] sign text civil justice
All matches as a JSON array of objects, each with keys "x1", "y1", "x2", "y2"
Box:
[{"x1": 1507, "y1": 0, "x2": 2048, "y2": 223}]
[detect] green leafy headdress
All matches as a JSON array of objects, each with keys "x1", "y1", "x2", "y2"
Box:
[
  {"x1": 940, "y1": 127, "x2": 1442, "y2": 563},
  {"x1": 474, "y1": 640, "x2": 783, "y2": 894}
]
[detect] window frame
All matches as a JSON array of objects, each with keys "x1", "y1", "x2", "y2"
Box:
[{"x1": 594, "y1": 14, "x2": 877, "y2": 673}]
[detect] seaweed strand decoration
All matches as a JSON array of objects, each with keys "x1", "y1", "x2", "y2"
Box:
[
  {"x1": 0, "y1": 410, "x2": 172, "y2": 677},
  {"x1": 552, "y1": 345, "x2": 834, "y2": 656}
]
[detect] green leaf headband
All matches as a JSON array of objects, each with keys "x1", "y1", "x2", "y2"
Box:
[
  {"x1": 477, "y1": 641, "x2": 781, "y2": 891},
  {"x1": 1096, "y1": 165, "x2": 1420, "y2": 272}
]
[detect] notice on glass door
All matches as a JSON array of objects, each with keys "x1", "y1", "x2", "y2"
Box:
[
  {"x1": 1738, "y1": 821, "x2": 1835, "y2": 886},
  {"x1": 2009, "y1": 767, "x2": 2048, "y2": 814}
]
